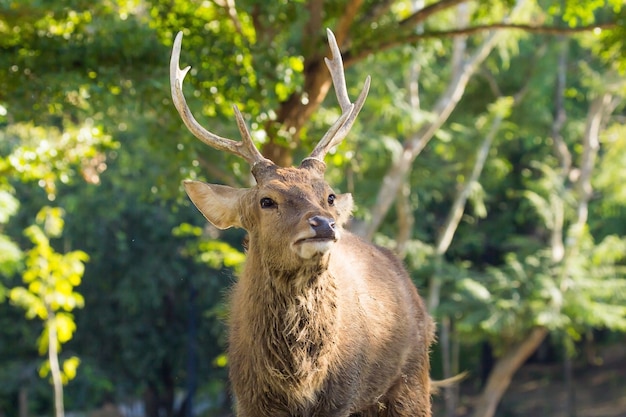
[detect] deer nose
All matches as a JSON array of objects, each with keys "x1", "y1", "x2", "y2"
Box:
[{"x1": 308, "y1": 215, "x2": 336, "y2": 240}]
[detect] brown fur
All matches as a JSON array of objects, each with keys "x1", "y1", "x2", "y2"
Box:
[{"x1": 184, "y1": 161, "x2": 435, "y2": 417}]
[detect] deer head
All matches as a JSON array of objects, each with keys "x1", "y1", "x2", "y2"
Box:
[{"x1": 171, "y1": 29, "x2": 370, "y2": 269}]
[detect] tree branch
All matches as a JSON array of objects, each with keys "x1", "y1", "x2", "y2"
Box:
[
  {"x1": 335, "y1": 0, "x2": 365, "y2": 46},
  {"x1": 472, "y1": 327, "x2": 549, "y2": 417},
  {"x1": 197, "y1": 156, "x2": 242, "y2": 188},
  {"x1": 422, "y1": 21, "x2": 616, "y2": 37},
  {"x1": 576, "y1": 93, "x2": 613, "y2": 226},
  {"x1": 399, "y1": 0, "x2": 470, "y2": 28},
  {"x1": 303, "y1": 0, "x2": 324, "y2": 55},
  {"x1": 344, "y1": 21, "x2": 616, "y2": 67},
  {"x1": 356, "y1": 21, "x2": 507, "y2": 239},
  {"x1": 356, "y1": 0, "x2": 395, "y2": 28},
  {"x1": 550, "y1": 37, "x2": 569, "y2": 263},
  {"x1": 214, "y1": 0, "x2": 243, "y2": 36},
  {"x1": 395, "y1": 180, "x2": 414, "y2": 258}
]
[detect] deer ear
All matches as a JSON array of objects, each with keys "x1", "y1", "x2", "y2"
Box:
[
  {"x1": 334, "y1": 193, "x2": 354, "y2": 226},
  {"x1": 183, "y1": 180, "x2": 246, "y2": 230}
]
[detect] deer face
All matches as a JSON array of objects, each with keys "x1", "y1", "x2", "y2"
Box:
[
  {"x1": 172, "y1": 28, "x2": 367, "y2": 269},
  {"x1": 184, "y1": 161, "x2": 353, "y2": 266}
]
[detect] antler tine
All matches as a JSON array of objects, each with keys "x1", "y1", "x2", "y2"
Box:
[
  {"x1": 322, "y1": 75, "x2": 370, "y2": 152},
  {"x1": 170, "y1": 31, "x2": 268, "y2": 167},
  {"x1": 306, "y1": 29, "x2": 371, "y2": 162},
  {"x1": 325, "y1": 29, "x2": 352, "y2": 113}
]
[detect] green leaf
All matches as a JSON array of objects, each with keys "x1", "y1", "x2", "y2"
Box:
[
  {"x1": 457, "y1": 278, "x2": 491, "y2": 302},
  {"x1": 35, "y1": 206, "x2": 65, "y2": 238},
  {"x1": 62, "y1": 356, "x2": 81, "y2": 384},
  {"x1": 55, "y1": 312, "x2": 77, "y2": 344},
  {"x1": 0, "y1": 190, "x2": 19, "y2": 224},
  {"x1": 0, "y1": 235, "x2": 22, "y2": 276}
]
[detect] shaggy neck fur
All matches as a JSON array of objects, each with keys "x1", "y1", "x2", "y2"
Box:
[{"x1": 237, "y1": 243, "x2": 339, "y2": 411}]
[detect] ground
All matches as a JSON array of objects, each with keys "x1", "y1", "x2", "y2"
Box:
[{"x1": 434, "y1": 343, "x2": 626, "y2": 417}]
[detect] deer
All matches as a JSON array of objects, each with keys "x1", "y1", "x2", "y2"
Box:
[{"x1": 170, "y1": 28, "x2": 435, "y2": 417}]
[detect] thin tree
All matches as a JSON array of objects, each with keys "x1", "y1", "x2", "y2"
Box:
[{"x1": 9, "y1": 208, "x2": 87, "y2": 417}]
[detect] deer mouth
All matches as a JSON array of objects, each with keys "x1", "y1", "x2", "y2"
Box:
[
  {"x1": 295, "y1": 236, "x2": 337, "y2": 244},
  {"x1": 292, "y1": 234, "x2": 338, "y2": 259}
]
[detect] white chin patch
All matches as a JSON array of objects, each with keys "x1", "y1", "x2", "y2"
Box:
[{"x1": 294, "y1": 239, "x2": 335, "y2": 259}]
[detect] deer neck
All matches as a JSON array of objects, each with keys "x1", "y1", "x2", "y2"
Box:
[
  {"x1": 244, "y1": 236, "x2": 332, "y2": 290},
  {"x1": 240, "y1": 247, "x2": 339, "y2": 387}
]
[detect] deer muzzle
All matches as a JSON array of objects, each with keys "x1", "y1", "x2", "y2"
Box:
[
  {"x1": 291, "y1": 215, "x2": 338, "y2": 259},
  {"x1": 308, "y1": 215, "x2": 336, "y2": 240}
]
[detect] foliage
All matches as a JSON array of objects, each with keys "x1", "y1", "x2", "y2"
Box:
[
  {"x1": 447, "y1": 236, "x2": 626, "y2": 352},
  {"x1": 0, "y1": 190, "x2": 21, "y2": 279},
  {"x1": 0, "y1": 1, "x2": 625, "y2": 416},
  {"x1": 9, "y1": 206, "x2": 88, "y2": 383}
]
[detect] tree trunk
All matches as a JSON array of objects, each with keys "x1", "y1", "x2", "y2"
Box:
[
  {"x1": 257, "y1": 0, "x2": 470, "y2": 168},
  {"x1": 355, "y1": 0, "x2": 527, "y2": 240},
  {"x1": 261, "y1": 0, "x2": 365, "y2": 167},
  {"x1": 19, "y1": 385, "x2": 28, "y2": 417},
  {"x1": 440, "y1": 316, "x2": 459, "y2": 417},
  {"x1": 426, "y1": 108, "x2": 502, "y2": 312},
  {"x1": 262, "y1": 58, "x2": 331, "y2": 167},
  {"x1": 563, "y1": 344, "x2": 576, "y2": 417},
  {"x1": 356, "y1": 24, "x2": 505, "y2": 239},
  {"x1": 46, "y1": 307, "x2": 64, "y2": 417},
  {"x1": 472, "y1": 327, "x2": 548, "y2": 417},
  {"x1": 395, "y1": 180, "x2": 414, "y2": 257}
]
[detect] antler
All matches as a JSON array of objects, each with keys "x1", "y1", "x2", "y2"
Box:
[
  {"x1": 306, "y1": 28, "x2": 371, "y2": 162},
  {"x1": 170, "y1": 31, "x2": 269, "y2": 167}
]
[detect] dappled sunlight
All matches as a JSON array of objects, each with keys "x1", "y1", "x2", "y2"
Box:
[
  {"x1": 1, "y1": 1, "x2": 626, "y2": 416},
  {"x1": 3, "y1": 120, "x2": 114, "y2": 199}
]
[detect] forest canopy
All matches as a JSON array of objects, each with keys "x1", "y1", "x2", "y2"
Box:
[{"x1": 1, "y1": 1, "x2": 626, "y2": 416}]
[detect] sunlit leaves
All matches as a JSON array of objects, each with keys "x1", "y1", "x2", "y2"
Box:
[
  {"x1": 11, "y1": 207, "x2": 88, "y2": 318},
  {"x1": 2, "y1": 120, "x2": 115, "y2": 199},
  {"x1": 172, "y1": 221, "x2": 203, "y2": 237},
  {"x1": 451, "y1": 204, "x2": 626, "y2": 351},
  {"x1": 8, "y1": 206, "x2": 88, "y2": 388},
  {"x1": 62, "y1": 356, "x2": 80, "y2": 382},
  {"x1": 0, "y1": 189, "x2": 21, "y2": 277},
  {"x1": 0, "y1": 235, "x2": 21, "y2": 277},
  {"x1": 594, "y1": 124, "x2": 626, "y2": 205},
  {"x1": 457, "y1": 277, "x2": 491, "y2": 302},
  {"x1": 35, "y1": 312, "x2": 79, "y2": 355},
  {"x1": 213, "y1": 353, "x2": 228, "y2": 368},
  {"x1": 522, "y1": 161, "x2": 575, "y2": 232},
  {"x1": 0, "y1": 189, "x2": 18, "y2": 222},
  {"x1": 0, "y1": 0, "x2": 623, "y2": 412},
  {"x1": 175, "y1": 222, "x2": 246, "y2": 273},
  {"x1": 551, "y1": 0, "x2": 623, "y2": 27},
  {"x1": 9, "y1": 286, "x2": 44, "y2": 319},
  {"x1": 38, "y1": 355, "x2": 81, "y2": 385}
]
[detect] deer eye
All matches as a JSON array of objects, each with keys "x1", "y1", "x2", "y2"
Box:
[
  {"x1": 327, "y1": 194, "x2": 336, "y2": 206},
  {"x1": 260, "y1": 197, "x2": 277, "y2": 209}
]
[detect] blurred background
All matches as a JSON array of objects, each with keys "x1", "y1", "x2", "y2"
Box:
[{"x1": 1, "y1": 1, "x2": 626, "y2": 416}]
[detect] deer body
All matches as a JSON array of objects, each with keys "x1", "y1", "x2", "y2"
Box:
[
  {"x1": 172, "y1": 29, "x2": 435, "y2": 417},
  {"x1": 231, "y1": 233, "x2": 433, "y2": 417}
]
